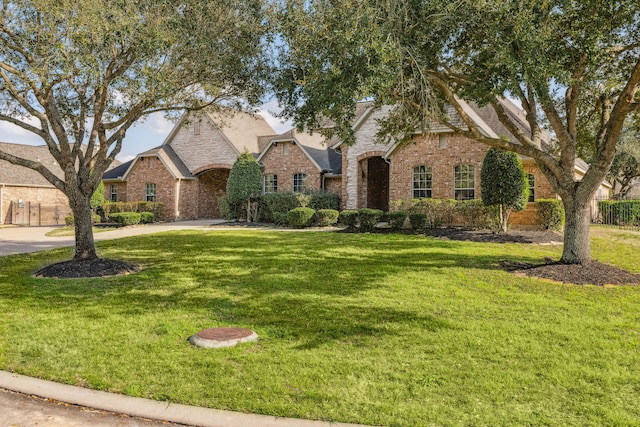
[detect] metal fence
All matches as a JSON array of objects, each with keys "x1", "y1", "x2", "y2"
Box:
[{"x1": 590, "y1": 196, "x2": 640, "y2": 230}]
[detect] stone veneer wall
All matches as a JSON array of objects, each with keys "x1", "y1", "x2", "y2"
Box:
[{"x1": 261, "y1": 141, "x2": 321, "y2": 192}]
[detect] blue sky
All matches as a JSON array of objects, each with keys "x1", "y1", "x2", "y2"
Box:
[{"x1": 0, "y1": 99, "x2": 292, "y2": 163}]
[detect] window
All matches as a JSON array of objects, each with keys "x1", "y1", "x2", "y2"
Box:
[
  {"x1": 293, "y1": 173, "x2": 306, "y2": 193},
  {"x1": 110, "y1": 184, "x2": 117, "y2": 202},
  {"x1": 438, "y1": 134, "x2": 448, "y2": 149},
  {"x1": 454, "y1": 164, "x2": 475, "y2": 200},
  {"x1": 264, "y1": 174, "x2": 278, "y2": 193},
  {"x1": 527, "y1": 173, "x2": 535, "y2": 202},
  {"x1": 412, "y1": 165, "x2": 432, "y2": 199},
  {"x1": 145, "y1": 183, "x2": 156, "y2": 202}
]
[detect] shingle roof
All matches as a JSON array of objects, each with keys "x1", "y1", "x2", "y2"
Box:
[
  {"x1": 103, "y1": 144, "x2": 194, "y2": 181},
  {"x1": 102, "y1": 160, "x2": 132, "y2": 181},
  {"x1": 204, "y1": 109, "x2": 276, "y2": 155},
  {"x1": 0, "y1": 142, "x2": 62, "y2": 186}
]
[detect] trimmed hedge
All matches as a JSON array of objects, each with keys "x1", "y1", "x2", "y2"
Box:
[
  {"x1": 308, "y1": 191, "x2": 340, "y2": 211},
  {"x1": 140, "y1": 212, "x2": 155, "y2": 224},
  {"x1": 387, "y1": 211, "x2": 407, "y2": 230},
  {"x1": 338, "y1": 210, "x2": 359, "y2": 229},
  {"x1": 316, "y1": 209, "x2": 339, "y2": 227},
  {"x1": 287, "y1": 207, "x2": 316, "y2": 228},
  {"x1": 262, "y1": 192, "x2": 310, "y2": 222},
  {"x1": 109, "y1": 212, "x2": 142, "y2": 226},
  {"x1": 65, "y1": 214, "x2": 101, "y2": 226},
  {"x1": 536, "y1": 199, "x2": 565, "y2": 231},
  {"x1": 409, "y1": 213, "x2": 427, "y2": 231},
  {"x1": 358, "y1": 208, "x2": 383, "y2": 232},
  {"x1": 102, "y1": 201, "x2": 164, "y2": 221}
]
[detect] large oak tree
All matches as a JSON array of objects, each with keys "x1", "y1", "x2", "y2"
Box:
[
  {"x1": 273, "y1": 0, "x2": 640, "y2": 264},
  {"x1": 0, "y1": 0, "x2": 267, "y2": 263}
]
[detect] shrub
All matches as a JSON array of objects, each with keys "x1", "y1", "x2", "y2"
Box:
[
  {"x1": 536, "y1": 199, "x2": 565, "y2": 231},
  {"x1": 456, "y1": 200, "x2": 500, "y2": 230},
  {"x1": 64, "y1": 214, "x2": 100, "y2": 225},
  {"x1": 308, "y1": 191, "x2": 340, "y2": 211},
  {"x1": 272, "y1": 212, "x2": 289, "y2": 226},
  {"x1": 598, "y1": 200, "x2": 640, "y2": 225},
  {"x1": 136, "y1": 202, "x2": 164, "y2": 219},
  {"x1": 102, "y1": 201, "x2": 164, "y2": 220},
  {"x1": 109, "y1": 212, "x2": 141, "y2": 226},
  {"x1": 262, "y1": 192, "x2": 309, "y2": 222},
  {"x1": 358, "y1": 208, "x2": 383, "y2": 232},
  {"x1": 338, "y1": 210, "x2": 359, "y2": 230},
  {"x1": 140, "y1": 212, "x2": 155, "y2": 224},
  {"x1": 409, "y1": 213, "x2": 427, "y2": 231},
  {"x1": 287, "y1": 207, "x2": 316, "y2": 228},
  {"x1": 226, "y1": 152, "x2": 264, "y2": 222},
  {"x1": 217, "y1": 196, "x2": 233, "y2": 221},
  {"x1": 387, "y1": 211, "x2": 407, "y2": 230},
  {"x1": 316, "y1": 209, "x2": 339, "y2": 227}
]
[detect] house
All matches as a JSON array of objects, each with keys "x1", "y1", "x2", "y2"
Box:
[
  {"x1": 104, "y1": 101, "x2": 611, "y2": 228},
  {"x1": 0, "y1": 142, "x2": 71, "y2": 225}
]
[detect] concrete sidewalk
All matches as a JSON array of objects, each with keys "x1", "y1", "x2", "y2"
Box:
[{"x1": 0, "y1": 219, "x2": 224, "y2": 257}]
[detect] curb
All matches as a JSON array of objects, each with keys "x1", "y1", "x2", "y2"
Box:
[{"x1": 0, "y1": 371, "x2": 370, "y2": 427}]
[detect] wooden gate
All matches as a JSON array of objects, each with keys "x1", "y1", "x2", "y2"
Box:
[{"x1": 10, "y1": 201, "x2": 64, "y2": 226}]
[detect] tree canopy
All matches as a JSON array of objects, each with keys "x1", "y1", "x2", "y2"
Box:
[
  {"x1": 0, "y1": 0, "x2": 268, "y2": 262},
  {"x1": 273, "y1": 0, "x2": 640, "y2": 264}
]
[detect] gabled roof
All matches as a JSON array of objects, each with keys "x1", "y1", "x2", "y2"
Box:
[
  {"x1": 256, "y1": 128, "x2": 342, "y2": 174},
  {"x1": 202, "y1": 109, "x2": 275, "y2": 155},
  {"x1": 0, "y1": 142, "x2": 61, "y2": 187},
  {"x1": 103, "y1": 144, "x2": 194, "y2": 182}
]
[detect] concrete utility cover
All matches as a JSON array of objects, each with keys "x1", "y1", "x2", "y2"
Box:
[{"x1": 188, "y1": 327, "x2": 258, "y2": 348}]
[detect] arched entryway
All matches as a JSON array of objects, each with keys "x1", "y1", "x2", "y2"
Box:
[
  {"x1": 196, "y1": 166, "x2": 231, "y2": 218},
  {"x1": 358, "y1": 155, "x2": 389, "y2": 212}
]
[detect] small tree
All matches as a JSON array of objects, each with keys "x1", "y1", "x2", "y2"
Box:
[
  {"x1": 226, "y1": 152, "x2": 263, "y2": 222},
  {"x1": 481, "y1": 148, "x2": 529, "y2": 233}
]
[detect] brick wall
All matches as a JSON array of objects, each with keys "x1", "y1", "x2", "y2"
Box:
[
  {"x1": 1, "y1": 185, "x2": 71, "y2": 225},
  {"x1": 170, "y1": 118, "x2": 239, "y2": 173},
  {"x1": 389, "y1": 133, "x2": 489, "y2": 201},
  {"x1": 324, "y1": 176, "x2": 342, "y2": 196},
  {"x1": 103, "y1": 182, "x2": 127, "y2": 203},
  {"x1": 261, "y1": 141, "x2": 321, "y2": 192},
  {"x1": 125, "y1": 156, "x2": 177, "y2": 221},
  {"x1": 178, "y1": 179, "x2": 198, "y2": 219}
]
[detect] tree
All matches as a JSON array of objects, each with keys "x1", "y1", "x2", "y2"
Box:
[
  {"x1": 226, "y1": 152, "x2": 263, "y2": 222},
  {"x1": 272, "y1": 0, "x2": 640, "y2": 264},
  {"x1": 481, "y1": 148, "x2": 529, "y2": 233},
  {"x1": 0, "y1": 0, "x2": 267, "y2": 265},
  {"x1": 608, "y1": 129, "x2": 640, "y2": 198}
]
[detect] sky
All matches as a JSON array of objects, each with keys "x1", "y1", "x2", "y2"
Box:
[{"x1": 0, "y1": 98, "x2": 293, "y2": 163}]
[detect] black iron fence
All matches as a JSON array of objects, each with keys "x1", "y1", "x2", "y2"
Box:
[{"x1": 590, "y1": 196, "x2": 640, "y2": 230}]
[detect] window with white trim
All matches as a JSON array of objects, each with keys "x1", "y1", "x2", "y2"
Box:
[
  {"x1": 264, "y1": 174, "x2": 278, "y2": 193},
  {"x1": 438, "y1": 134, "x2": 448, "y2": 149},
  {"x1": 145, "y1": 183, "x2": 156, "y2": 202},
  {"x1": 293, "y1": 173, "x2": 306, "y2": 193},
  {"x1": 412, "y1": 165, "x2": 432, "y2": 199},
  {"x1": 454, "y1": 164, "x2": 475, "y2": 200},
  {"x1": 110, "y1": 184, "x2": 117, "y2": 202}
]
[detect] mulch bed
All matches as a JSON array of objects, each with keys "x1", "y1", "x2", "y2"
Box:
[
  {"x1": 33, "y1": 258, "x2": 141, "y2": 279},
  {"x1": 500, "y1": 260, "x2": 640, "y2": 286}
]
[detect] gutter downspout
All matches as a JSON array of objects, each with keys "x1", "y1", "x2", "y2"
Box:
[{"x1": 175, "y1": 179, "x2": 181, "y2": 220}]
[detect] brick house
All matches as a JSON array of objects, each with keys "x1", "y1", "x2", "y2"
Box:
[
  {"x1": 0, "y1": 142, "x2": 71, "y2": 225},
  {"x1": 104, "y1": 101, "x2": 610, "y2": 227}
]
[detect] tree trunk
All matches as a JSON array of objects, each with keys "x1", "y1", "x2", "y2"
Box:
[
  {"x1": 70, "y1": 192, "x2": 98, "y2": 261},
  {"x1": 561, "y1": 197, "x2": 591, "y2": 264},
  {"x1": 500, "y1": 205, "x2": 509, "y2": 233}
]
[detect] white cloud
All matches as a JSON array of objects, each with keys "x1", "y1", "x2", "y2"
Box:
[
  {"x1": 257, "y1": 99, "x2": 293, "y2": 134},
  {"x1": 0, "y1": 117, "x2": 47, "y2": 145}
]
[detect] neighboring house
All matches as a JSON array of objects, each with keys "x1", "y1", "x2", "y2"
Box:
[
  {"x1": 104, "y1": 101, "x2": 611, "y2": 228},
  {"x1": 0, "y1": 142, "x2": 71, "y2": 225}
]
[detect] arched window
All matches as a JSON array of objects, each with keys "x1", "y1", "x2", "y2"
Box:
[
  {"x1": 264, "y1": 174, "x2": 278, "y2": 193},
  {"x1": 454, "y1": 164, "x2": 475, "y2": 200},
  {"x1": 412, "y1": 165, "x2": 432, "y2": 199},
  {"x1": 293, "y1": 173, "x2": 306, "y2": 193}
]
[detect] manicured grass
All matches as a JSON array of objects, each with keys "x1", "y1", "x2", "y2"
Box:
[
  {"x1": 45, "y1": 226, "x2": 117, "y2": 237},
  {"x1": 1, "y1": 229, "x2": 639, "y2": 426}
]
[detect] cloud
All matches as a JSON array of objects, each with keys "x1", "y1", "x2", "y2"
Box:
[
  {"x1": 0, "y1": 118, "x2": 46, "y2": 145},
  {"x1": 257, "y1": 100, "x2": 293, "y2": 133}
]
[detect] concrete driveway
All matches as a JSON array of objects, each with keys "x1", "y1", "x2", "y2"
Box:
[{"x1": 0, "y1": 219, "x2": 225, "y2": 257}]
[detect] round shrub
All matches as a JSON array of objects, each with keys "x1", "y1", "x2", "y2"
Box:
[
  {"x1": 287, "y1": 207, "x2": 316, "y2": 228},
  {"x1": 64, "y1": 215, "x2": 74, "y2": 226},
  {"x1": 358, "y1": 208, "x2": 383, "y2": 232},
  {"x1": 308, "y1": 191, "x2": 340, "y2": 211},
  {"x1": 387, "y1": 211, "x2": 407, "y2": 230},
  {"x1": 338, "y1": 210, "x2": 359, "y2": 229},
  {"x1": 109, "y1": 212, "x2": 141, "y2": 226},
  {"x1": 316, "y1": 209, "x2": 339, "y2": 227},
  {"x1": 409, "y1": 213, "x2": 427, "y2": 231},
  {"x1": 271, "y1": 212, "x2": 289, "y2": 226},
  {"x1": 140, "y1": 211, "x2": 155, "y2": 224},
  {"x1": 536, "y1": 199, "x2": 565, "y2": 231}
]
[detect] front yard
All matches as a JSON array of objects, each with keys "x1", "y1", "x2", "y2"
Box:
[{"x1": 0, "y1": 228, "x2": 639, "y2": 426}]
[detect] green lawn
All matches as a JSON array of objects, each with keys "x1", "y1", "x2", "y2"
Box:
[{"x1": 1, "y1": 229, "x2": 639, "y2": 426}]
